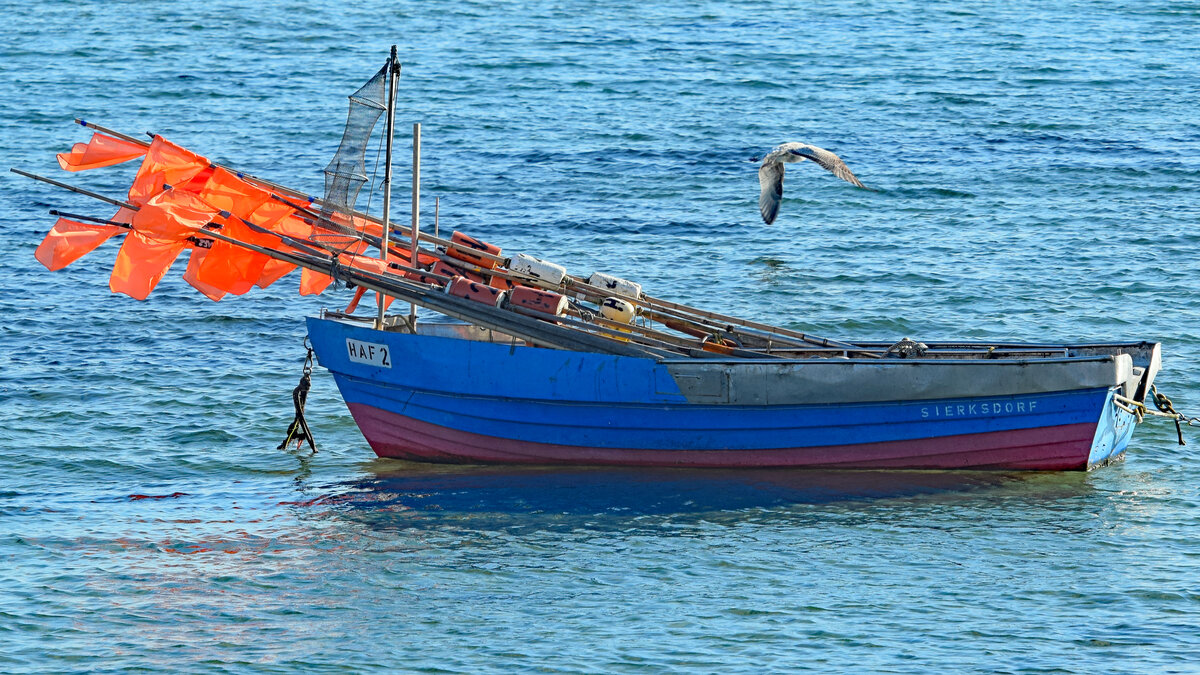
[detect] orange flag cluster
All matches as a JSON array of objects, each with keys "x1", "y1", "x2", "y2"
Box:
[{"x1": 36, "y1": 133, "x2": 388, "y2": 302}]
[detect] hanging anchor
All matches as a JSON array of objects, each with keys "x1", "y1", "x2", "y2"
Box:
[{"x1": 278, "y1": 337, "x2": 318, "y2": 453}]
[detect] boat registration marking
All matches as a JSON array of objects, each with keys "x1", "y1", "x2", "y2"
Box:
[
  {"x1": 346, "y1": 338, "x2": 392, "y2": 368},
  {"x1": 921, "y1": 399, "x2": 1037, "y2": 419}
]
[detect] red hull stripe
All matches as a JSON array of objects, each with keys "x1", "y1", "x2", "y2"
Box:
[{"x1": 346, "y1": 402, "x2": 1097, "y2": 470}]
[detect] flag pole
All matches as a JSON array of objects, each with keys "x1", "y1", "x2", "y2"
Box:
[
  {"x1": 376, "y1": 46, "x2": 400, "y2": 330},
  {"x1": 409, "y1": 122, "x2": 420, "y2": 330}
]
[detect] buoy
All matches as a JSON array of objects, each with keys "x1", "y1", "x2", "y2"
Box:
[
  {"x1": 434, "y1": 260, "x2": 485, "y2": 284},
  {"x1": 587, "y1": 272, "x2": 641, "y2": 300},
  {"x1": 404, "y1": 268, "x2": 444, "y2": 286},
  {"x1": 446, "y1": 231, "x2": 502, "y2": 269},
  {"x1": 599, "y1": 297, "x2": 636, "y2": 324},
  {"x1": 510, "y1": 253, "x2": 567, "y2": 285},
  {"x1": 489, "y1": 274, "x2": 517, "y2": 291},
  {"x1": 509, "y1": 286, "x2": 568, "y2": 316},
  {"x1": 446, "y1": 275, "x2": 505, "y2": 307},
  {"x1": 599, "y1": 297, "x2": 636, "y2": 342}
]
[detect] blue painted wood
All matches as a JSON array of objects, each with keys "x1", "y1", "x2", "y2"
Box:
[
  {"x1": 331, "y1": 373, "x2": 1107, "y2": 450},
  {"x1": 308, "y1": 317, "x2": 687, "y2": 405},
  {"x1": 1086, "y1": 389, "x2": 1138, "y2": 466},
  {"x1": 308, "y1": 317, "x2": 1112, "y2": 451}
]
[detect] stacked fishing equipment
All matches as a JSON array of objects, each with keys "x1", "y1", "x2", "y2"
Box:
[{"x1": 21, "y1": 120, "x2": 881, "y2": 361}]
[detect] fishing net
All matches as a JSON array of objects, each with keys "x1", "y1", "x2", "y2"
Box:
[{"x1": 319, "y1": 61, "x2": 389, "y2": 250}]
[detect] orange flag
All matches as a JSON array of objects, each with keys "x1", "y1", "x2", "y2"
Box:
[
  {"x1": 190, "y1": 216, "x2": 276, "y2": 296},
  {"x1": 35, "y1": 218, "x2": 124, "y2": 271},
  {"x1": 110, "y1": 234, "x2": 191, "y2": 301},
  {"x1": 182, "y1": 244, "x2": 228, "y2": 301},
  {"x1": 342, "y1": 253, "x2": 396, "y2": 311},
  {"x1": 251, "y1": 208, "x2": 308, "y2": 289},
  {"x1": 129, "y1": 189, "x2": 216, "y2": 240},
  {"x1": 344, "y1": 286, "x2": 368, "y2": 313},
  {"x1": 56, "y1": 133, "x2": 148, "y2": 172},
  {"x1": 198, "y1": 168, "x2": 271, "y2": 216},
  {"x1": 127, "y1": 137, "x2": 209, "y2": 206},
  {"x1": 110, "y1": 190, "x2": 216, "y2": 300},
  {"x1": 299, "y1": 267, "x2": 335, "y2": 296},
  {"x1": 111, "y1": 207, "x2": 137, "y2": 225},
  {"x1": 299, "y1": 239, "x2": 371, "y2": 296},
  {"x1": 176, "y1": 166, "x2": 215, "y2": 195},
  {"x1": 188, "y1": 170, "x2": 308, "y2": 294},
  {"x1": 256, "y1": 259, "x2": 296, "y2": 289}
]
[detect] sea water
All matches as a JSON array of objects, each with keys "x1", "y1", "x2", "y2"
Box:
[{"x1": 1, "y1": 1, "x2": 1199, "y2": 672}]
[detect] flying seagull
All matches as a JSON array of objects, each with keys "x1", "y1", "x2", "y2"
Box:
[{"x1": 755, "y1": 142, "x2": 868, "y2": 224}]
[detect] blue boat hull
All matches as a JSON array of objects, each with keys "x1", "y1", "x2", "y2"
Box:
[{"x1": 307, "y1": 317, "x2": 1141, "y2": 470}]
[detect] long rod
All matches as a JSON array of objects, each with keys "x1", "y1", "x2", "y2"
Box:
[
  {"x1": 16, "y1": 163, "x2": 863, "y2": 357},
  {"x1": 18, "y1": 164, "x2": 673, "y2": 359},
  {"x1": 22, "y1": 172, "x2": 861, "y2": 362},
  {"x1": 74, "y1": 119, "x2": 508, "y2": 266},
  {"x1": 638, "y1": 292, "x2": 878, "y2": 357},
  {"x1": 409, "y1": 122, "x2": 420, "y2": 328},
  {"x1": 376, "y1": 46, "x2": 399, "y2": 329},
  {"x1": 76, "y1": 119, "x2": 318, "y2": 204},
  {"x1": 10, "y1": 168, "x2": 135, "y2": 210},
  {"x1": 48, "y1": 210, "x2": 130, "y2": 227},
  {"x1": 64, "y1": 120, "x2": 869, "y2": 353},
  {"x1": 43, "y1": 202, "x2": 734, "y2": 356}
]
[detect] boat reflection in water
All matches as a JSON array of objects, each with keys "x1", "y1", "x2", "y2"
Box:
[{"x1": 310, "y1": 461, "x2": 1094, "y2": 525}]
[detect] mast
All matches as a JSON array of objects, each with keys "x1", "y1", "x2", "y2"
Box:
[
  {"x1": 376, "y1": 46, "x2": 400, "y2": 330},
  {"x1": 409, "y1": 122, "x2": 420, "y2": 330}
]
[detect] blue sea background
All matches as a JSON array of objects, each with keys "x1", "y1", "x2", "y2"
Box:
[{"x1": 2, "y1": 0, "x2": 1200, "y2": 672}]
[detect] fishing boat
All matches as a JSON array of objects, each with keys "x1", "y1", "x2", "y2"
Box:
[
  {"x1": 310, "y1": 316, "x2": 1159, "y2": 470},
  {"x1": 15, "y1": 48, "x2": 1190, "y2": 470}
]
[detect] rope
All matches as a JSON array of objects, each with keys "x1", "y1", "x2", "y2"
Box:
[
  {"x1": 1113, "y1": 386, "x2": 1199, "y2": 446},
  {"x1": 885, "y1": 337, "x2": 927, "y2": 358},
  {"x1": 278, "y1": 339, "x2": 318, "y2": 453}
]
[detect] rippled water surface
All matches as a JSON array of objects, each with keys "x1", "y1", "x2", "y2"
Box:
[{"x1": 2, "y1": 0, "x2": 1200, "y2": 672}]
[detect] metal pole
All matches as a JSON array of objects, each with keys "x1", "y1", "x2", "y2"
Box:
[
  {"x1": 434, "y1": 196, "x2": 439, "y2": 240},
  {"x1": 409, "y1": 122, "x2": 420, "y2": 329},
  {"x1": 376, "y1": 46, "x2": 400, "y2": 330}
]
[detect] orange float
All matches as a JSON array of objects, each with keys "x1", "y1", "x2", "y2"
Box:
[
  {"x1": 490, "y1": 274, "x2": 517, "y2": 291},
  {"x1": 446, "y1": 275, "x2": 505, "y2": 307},
  {"x1": 446, "y1": 231, "x2": 502, "y2": 269},
  {"x1": 404, "y1": 268, "x2": 445, "y2": 286},
  {"x1": 433, "y1": 260, "x2": 485, "y2": 283},
  {"x1": 508, "y1": 286, "x2": 567, "y2": 316}
]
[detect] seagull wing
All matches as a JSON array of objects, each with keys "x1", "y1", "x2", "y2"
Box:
[
  {"x1": 789, "y1": 144, "x2": 867, "y2": 189},
  {"x1": 758, "y1": 160, "x2": 785, "y2": 225}
]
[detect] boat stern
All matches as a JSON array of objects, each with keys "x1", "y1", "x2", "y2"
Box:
[{"x1": 1085, "y1": 343, "x2": 1161, "y2": 469}]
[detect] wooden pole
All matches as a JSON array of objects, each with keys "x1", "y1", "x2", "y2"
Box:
[
  {"x1": 73, "y1": 120, "x2": 507, "y2": 267},
  {"x1": 376, "y1": 46, "x2": 400, "y2": 330},
  {"x1": 409, "y1": 122, "x2": 420, "y2": 329},
  {"x1": 73, "y1": 120, "x2": 148, "y2": 146},
  {"x1": 62, "y1": 121, "x2": 870, "y2": 354},
  {"x1": 17, "y1": 172, "x2": 873, "y2": 361},
  {"x1": 19, "y1": 171, "x2": 666, "y2": 357},
  {"x1": 10, "y1": 168, "x2": 135, "y2": 210}
]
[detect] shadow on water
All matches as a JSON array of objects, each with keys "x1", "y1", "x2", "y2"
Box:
[{"x1": 305, "y1": 460, "x2": 1099, "y2": 525}]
